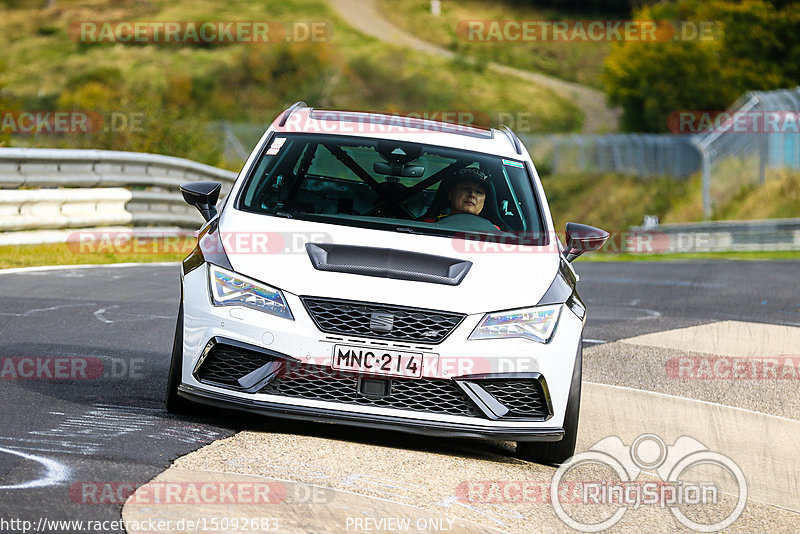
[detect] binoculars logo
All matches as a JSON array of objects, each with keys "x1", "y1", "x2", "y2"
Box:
[{"x1": 550, "y1": 433, "x2": 747, "y2": 532}]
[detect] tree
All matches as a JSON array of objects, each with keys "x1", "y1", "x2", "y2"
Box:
[{"x1": 603, "y1": 0, "x2": 800, "y2": 132}]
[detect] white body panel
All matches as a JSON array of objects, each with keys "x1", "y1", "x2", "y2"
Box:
[
  {"x1": 220, "y1": 211, "x2": 560, "y2": 315},
  {"x1": 181, "y1": 264, "x2": 582, "y2": 429},
  {"x1": 176, "y1": 109, "x2": 584, "y2": 439}
]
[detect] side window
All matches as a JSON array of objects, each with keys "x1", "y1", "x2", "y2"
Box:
[{"x1": 498, "y1": 165, "x2": 525, "y2": 232}]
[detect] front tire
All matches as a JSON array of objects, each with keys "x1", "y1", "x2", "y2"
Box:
[
  {"x1": 517, "y1": 342, "x2": 582, "y2": 466},
  {"x1": 165, "y1": 302, "x2": 197, "y2": 414}
]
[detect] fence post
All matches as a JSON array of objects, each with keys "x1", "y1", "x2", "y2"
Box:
[
  {"x1": 691, "y1": 137, "x2": 712, "y2": 218},
  {"x1": 758, "y1": 129, "x2": 767, "y2": 184},
  {"x1": 701, "y1": 149, "x2": 712, "y2": 218}
]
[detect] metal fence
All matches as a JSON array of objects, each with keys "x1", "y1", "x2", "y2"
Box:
[
  {"x1": 522, "y1": 86, "x2": 800, "y2": 217},
  {"x1": 694, "y1": 87, "x2": 800, "y2": 216},
  {"x1": 211, "y1": 122, "x2": 266, "y2": 164},
  {"x1": 212, "y1": 88, "x2": 799, "y2": 219},
  {"x1": 520, "y1": 133, "x2": 701, "y2": 179}
]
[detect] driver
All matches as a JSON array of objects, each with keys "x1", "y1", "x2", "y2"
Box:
[{"x1": 425, "y1": 167, "x2": 494, "y2": 222}]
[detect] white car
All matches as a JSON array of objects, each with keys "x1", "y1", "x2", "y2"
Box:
[{"x1": 166, "y1": 103, "x2": 609, "y2": 465}]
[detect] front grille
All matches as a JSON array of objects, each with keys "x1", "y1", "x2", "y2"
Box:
[
  {"x1": 260, "y1": 364, "x2": 482, "y2": 418},
  {"x1": 301, "y1": 297, "x2": 464, "y2": 344},
  {"x1": 481, "y1": 380, "x2": 550, "y2": 418},
  {"x1": 195, "y1": 344, "x2": 271, "y2": 387},
  {"x1": 195, "y1": 344, "x2": 550, "y2": 421}
]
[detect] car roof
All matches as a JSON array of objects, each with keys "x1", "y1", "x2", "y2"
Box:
[{"x1": 269, "y1": 103, "x2": 525, "y2": 159}]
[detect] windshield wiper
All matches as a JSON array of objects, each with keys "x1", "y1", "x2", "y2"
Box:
[
  {"x1": 395, "y1": 226, "x2": 451, "y2": 238},
  {"x1": 274, "y1": 211, "x2": 294, "y2": 219}
]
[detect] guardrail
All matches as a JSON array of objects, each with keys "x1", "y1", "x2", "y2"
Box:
[
  {"x1": 0, "y1": 148, "x2": 239, "y2": 241},
  {"x1": 629, "y1": 218, "x2": 800, "y2": 253},
  {"x1": 0, "y1": 147, "x2": 237, "y2": 188},
  {"x1": 1, "y1": 148, "x2": 797, "y2": 253}
]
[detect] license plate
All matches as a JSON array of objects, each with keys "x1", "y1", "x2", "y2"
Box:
[{"x1": 331, "y1": 345, "x2": 423, "y2": 378}]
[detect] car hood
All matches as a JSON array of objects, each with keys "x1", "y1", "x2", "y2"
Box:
[{"x1": 218, "y1": 211, "x2": 561, "y2": 315}]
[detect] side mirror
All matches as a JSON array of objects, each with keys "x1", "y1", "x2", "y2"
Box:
[
  {"x1": 564, "y1": 222, "x2": 610, "y2": 262},
  {"x1": 180, "y1": 181, "x2": 221, "y2": 222}
]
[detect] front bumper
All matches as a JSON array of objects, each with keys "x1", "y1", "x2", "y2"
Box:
[
  {"x1": 178, "y1": 384, "x2": 565, "y2": 441},
  {"x1": 178, "y1": 263, "x2": 584, "y2": 441}
]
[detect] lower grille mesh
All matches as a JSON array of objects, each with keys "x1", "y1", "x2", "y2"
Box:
[
  {"x1": 260, "y1": 364, "x2": 482, "y2": 418},
  {"x1": 195, "y1": 345, "x2": 551, "y2": 420},
  {"x1": 195, "y1": 344, "x2": 270, "y2": 387},
  {"x1": 481, "y1": 380, "x2": 549, "y2": 418}
]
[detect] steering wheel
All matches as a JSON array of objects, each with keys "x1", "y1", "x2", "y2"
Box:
[{"x1": 433, "y1": 213, "x2": 501, "y2": 232}]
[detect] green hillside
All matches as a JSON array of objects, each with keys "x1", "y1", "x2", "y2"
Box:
[
  {"x1": 0, "y1": 0, "x2": 583, "y2": 168},
  {"x1": 377, "y1": 0, "x2": 611, "y2": 88},
  {"x1": 543, "y1": 170, "x2": 800, "y2": 232}
]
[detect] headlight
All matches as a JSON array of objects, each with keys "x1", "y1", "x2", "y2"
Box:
[
  {"x1": 469, "y1": 305, "x2": 562, "y2": 343},
  {"x1": 209, "y1": 265, "x2": 293, "y2": 320}
]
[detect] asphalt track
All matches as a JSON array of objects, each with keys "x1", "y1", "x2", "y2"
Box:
[{"x1": 0, "y1": 261, "x2": 798, "y2": 532}]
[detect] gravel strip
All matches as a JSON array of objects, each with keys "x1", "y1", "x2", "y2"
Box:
[
  {"x1": 584, "y1": 342, "x2": 800, "y2": 420},
  {"x1": 123, "y1": 430, "x2": 800, "y2": 533}
]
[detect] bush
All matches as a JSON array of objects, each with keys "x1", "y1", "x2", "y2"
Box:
[{"x1": 603, "y1": 0, "x2": 800, "y2": 132}]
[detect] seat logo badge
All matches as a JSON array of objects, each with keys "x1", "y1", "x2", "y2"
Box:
[{"x1": 370, "y1": 312, "x2": 394, "y2": 332}]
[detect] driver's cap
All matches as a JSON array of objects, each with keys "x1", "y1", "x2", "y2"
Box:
[{"x1": 451, "y1": 167, "x2": 492, "y2": 193}]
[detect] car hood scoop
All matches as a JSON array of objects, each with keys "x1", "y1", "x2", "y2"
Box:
[{"x1": 305, "y1": 243, "x2": 472, "y2": 286}]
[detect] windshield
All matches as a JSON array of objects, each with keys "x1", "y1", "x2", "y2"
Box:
[{"x1": 236, "y1": 133, "x2": 546, "y2": 243}]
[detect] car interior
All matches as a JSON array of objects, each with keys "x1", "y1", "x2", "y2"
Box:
[{"x1": 238, "y1": 134, "x2": 539, "y2": 235}]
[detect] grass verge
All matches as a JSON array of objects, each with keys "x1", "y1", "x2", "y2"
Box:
[
  {"x1": 0, "y1": 0, "x2": 583, "y2": 167},
  {"x1": 543, "y1": 169, "x2": 800, "y2": 232},
  {"x1": 2, "y1": 239, "x2": 797, "y2": 270},
  {"x1": 579, "y1": 250, "x2": 800, "y2": 262},
  {"x1": 0, "y1": 241, "x2": 192, "y2": 269}
]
